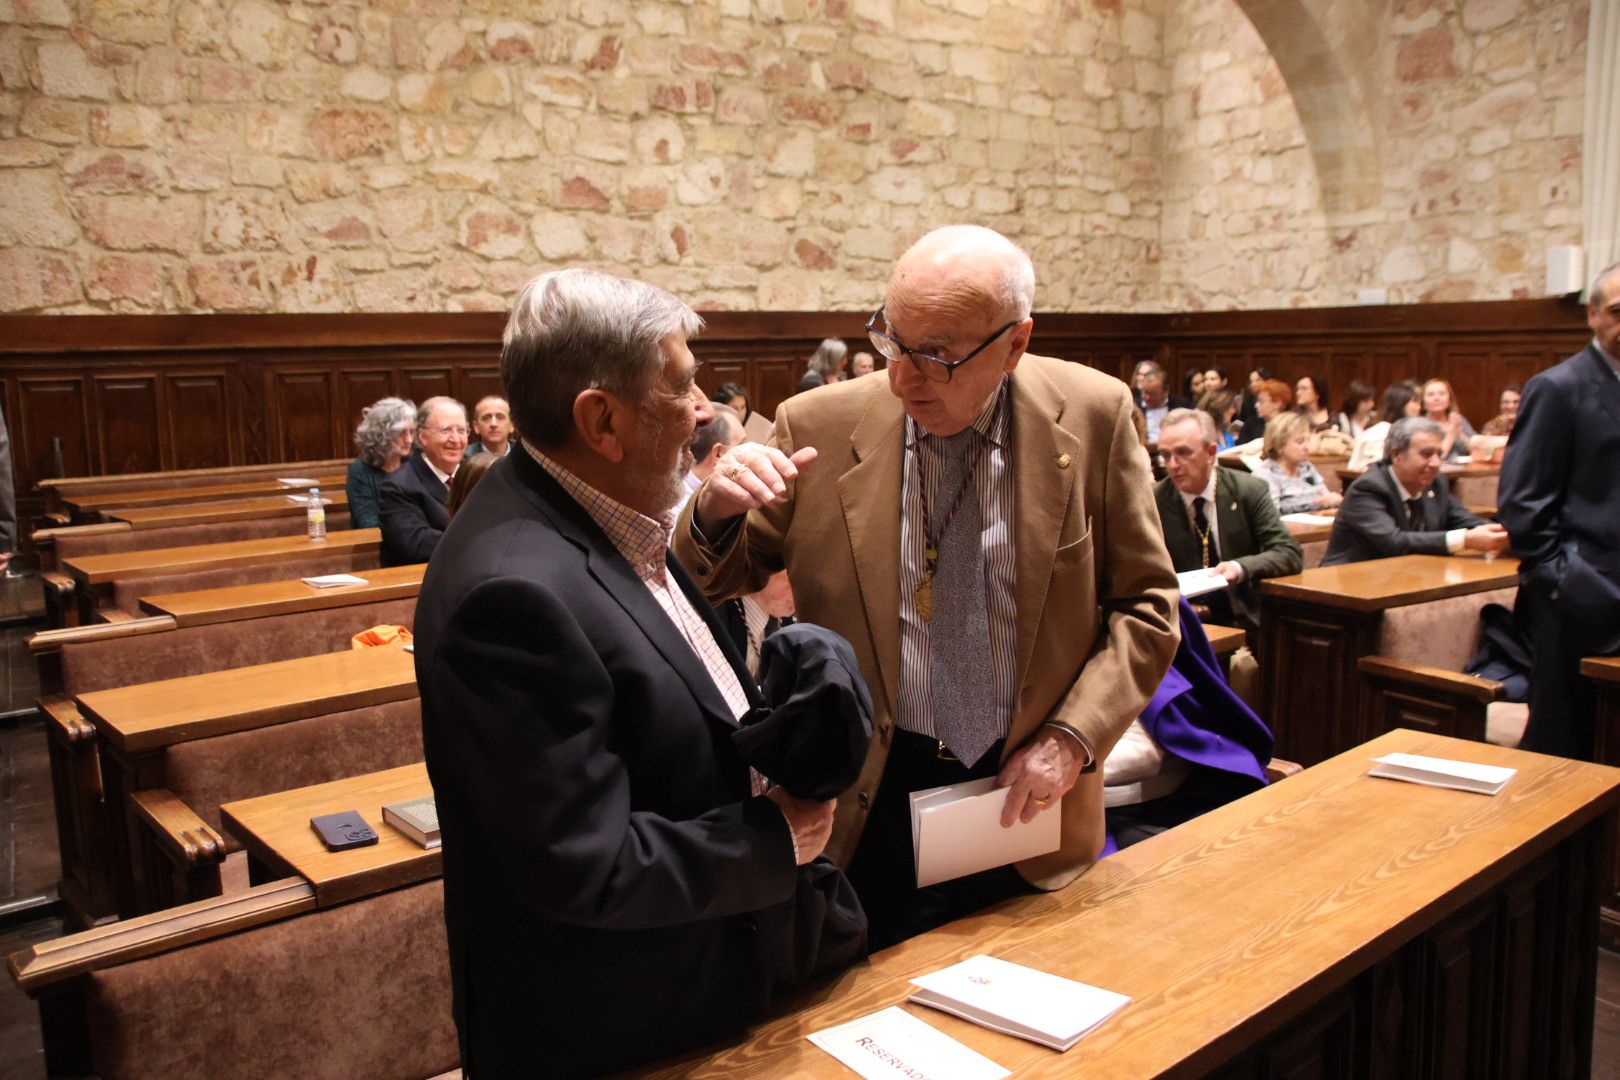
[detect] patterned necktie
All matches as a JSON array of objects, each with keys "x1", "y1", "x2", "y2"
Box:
[
  {"x1": 928, "y1": 430, "x2": 996, "y2": 766},
  {"x1": 1193, "y1": 496, "x2": 1221, "y2": 566}
]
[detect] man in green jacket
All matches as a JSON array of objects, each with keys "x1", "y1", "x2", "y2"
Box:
[{"x1": 1154, "y1": 408, "x2": 1302, "y2": 632}]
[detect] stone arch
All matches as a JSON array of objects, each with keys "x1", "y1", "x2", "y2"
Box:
[{"x1": 1230, "y1": 0, "x2": 1382, "y2": 217}]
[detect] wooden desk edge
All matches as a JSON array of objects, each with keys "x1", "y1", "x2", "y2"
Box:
[
  {"x1": 1259, "y1": 568, "x2": 1520, "y2": 613},
  {"x1": 140, "y1": 576, "x2": 424, "y2": 627},
  {"x1": 1583, "y1": 656, "x2": 1620, "y2": 683}
]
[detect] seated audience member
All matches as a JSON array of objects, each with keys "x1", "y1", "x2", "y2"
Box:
[
  {"x1": 379, "y1": 396, "x2": 466, "y2": 566},
  {"x1": 1293, "y1": 375, "x2": 1334, "y2": 432},
  {"x1": 464, "y1": 395, "x2": 515, "y2": 459},
  {"x1": 1347, "y1": 382, "x2": 1422, "y2": 470},
  {"x1": 1336, "y1": 379, "x2": 1378, "y2": 438},
  {"x1": 415, "y1": 268, "x2": 856, "y2": 1077},
  {"x1": 719, "y1": 569, "x2": 796, "y2": 676},
  {"x1": 1134, "y1": 359, "x2": 1191, "y2": 443},
  {"x1": 346, "y1": 397, "x2": 417, "y2": 530},
  {"x1": 1203, "y1": 366, "x2": 1229, "y2": 394},
  {"x1": 1245, "y1": 377, "x2": 1292, "y2": 442},
  {"x1": 797, "y1": 337, "x2": 847, "y2": 392},
  {"x1": 677, "y1": 402, "x2": 746, "y2": 512},
  {"x1": 1104, "y1": 598, "x2": 1272, "y2": 852},
  {"x1": 1155, "y1": 409, "x2": 1303, "y2": 632},
  {"x1": 850, "y1": 350, "x2": 877, "y2": 377},
  {"x1": 713, "y1": 381, "x2": 774, "y2": 443},
  {"x1": 1183, "y1": 369, "x2": 1206, "y2": 402},
  {"x1": 1322, "y1": 417, "x2": 1509, "y2": 566},
  {"x1": 1254, "y1": 412, "x2": 1343, "y2": 514},
  {"x1": 1198, "y1": 389, "x2": 1240, "y2": 450},
  {"x1": 1480, "y1": 383, "x2": 1522, "y2": 436},
  {"x1": 1235, "y1": 366, "x2": 1272, "y2": 433},
  {"x1": 1421, "y1": 377, "x2": 1475, "y2": 460},
  {"x1": 447, "y1": 451, "x2": 496, "y2": 518}
]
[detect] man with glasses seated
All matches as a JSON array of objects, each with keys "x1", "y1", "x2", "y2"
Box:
[
  {"x1": 380, "y1": 395, "x2": 468, "y2": 566},
  {"x1": 675, "y1": 224, "x2": 1178, "y2": 949}
]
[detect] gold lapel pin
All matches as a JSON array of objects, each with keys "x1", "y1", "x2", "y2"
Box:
[{"x1": 1056, "y1": 453, "x2": 1071, "y2": 469}]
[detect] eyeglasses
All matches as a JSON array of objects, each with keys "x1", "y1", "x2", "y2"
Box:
[
  {"x1": 428, "y1": 425, "x2": 469, "y2": 438},
  {"x1": 865, "y1": 307, "x2": 1019, "y2": 384}
]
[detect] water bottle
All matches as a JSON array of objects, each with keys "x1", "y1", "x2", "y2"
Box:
[{"x1": 307, "y1": 487, "x2": 326, "y2": 541}]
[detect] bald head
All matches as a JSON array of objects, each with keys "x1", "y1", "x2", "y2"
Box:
[{"x1": 887, "y1": 225, "x2": 1036, "y2": 325}]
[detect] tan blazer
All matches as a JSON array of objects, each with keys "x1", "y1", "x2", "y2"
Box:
[{"x1": 674, "y1": 353, "x2": 1179, "y2": 890}]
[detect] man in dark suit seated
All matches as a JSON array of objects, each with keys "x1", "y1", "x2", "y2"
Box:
[
  {"x1": 413, "y1": 268, "x2": 849, "y2": 1077},
  {"x1": 1154, "y1": 408, "x2": 1302, "y2": 632},
  {"x1": 1132, "y1": 359, "x2": 1192, "y2": 444},
  {"x1": 378, "y1": 396, "x2": 465, "y2": 566},
  {"x1": 1322, "y1": 417, "x2": 1509, "y2": 567},
  {"x1": 1498, "y1": 261, "x2": 1620, "y2": 760}
]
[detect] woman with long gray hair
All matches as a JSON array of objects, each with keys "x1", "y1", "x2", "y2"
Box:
[
  {"x1": 347, "y1": 396, "x2": 417, "y2": 529},
  {"x1": 796, "y1": 337, "x2": 848, "y2": 393}
]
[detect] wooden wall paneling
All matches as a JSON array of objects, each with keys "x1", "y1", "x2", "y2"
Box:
[
  {"x1": 1258, "y1": 601, "x2": 1380, "y2": 766},
  {"x1": 457, "y1": 367, "x2": 504, "y2": 411},
  {"x1": 335, "y1": 368, "x2": 396, "y2": 441},
  {"x1": 400, "y1": 367, "x2": 453, "y2": 410},
  {"x1": 753, "y1": 359, "x2": 800, "y2": 422},
  {"x1": 91, "y1": 374, "x2": 162, "y2": 475},
  {"x1": 162, "y1": 371, "x2": 234, "y2": 470},
  {"x1": 269, "y1": 368, "x2": 338, "y2": 463},
  {"x1": 1493, "y1": 852, "x2": 1562, "y2": 1079},
  {"x1": 15, "y1": 375, "x2": 93, "y2": 487}
]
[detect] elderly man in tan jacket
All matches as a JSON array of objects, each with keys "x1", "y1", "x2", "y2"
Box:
[{"x1": 677, "y1": 225, "x2": 1178, "y2": 949}]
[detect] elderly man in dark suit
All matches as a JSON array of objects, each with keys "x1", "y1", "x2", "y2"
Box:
[
  {"x1": 1498, "y1": 262, "x2": 1620, "y2": 760},
  {"x1": 1321, "y1": 417, "x2": 1509, "y2": 567},
  {"x1": 1153, "y1": 408, "x2": 1301, "y2": 631},
  {"x1": 413, "y1": 269, "x2": 846, "y2": 1077},
  {"x1": 378, "y1": 396, "x2": 465, "y2": 566}
]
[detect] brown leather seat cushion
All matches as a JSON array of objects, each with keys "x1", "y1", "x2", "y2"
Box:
[
  {"x1": 60, "y1": 597, "x2": 417, "y2": 695},
  {"x1": 86, "y1": 880, "x2": 456, "y2": 1080},
  {"x1": 55, "y1": 513, "x2": 354, "y2": 561}
]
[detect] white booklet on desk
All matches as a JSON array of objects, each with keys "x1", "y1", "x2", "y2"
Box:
[
  {"x1": 277, "y1": 477, "x2": 317, "y2": 486},
  {"x1": 1368, "y1": 752, "x2": 1515, "y2": 795},
  {"x1": 910, "y1": 777, "x2": 1059, "y2": 888},
  {"x1": 1281, "y1": 512, "x2": 1336, "y2": 525},
  {"x1": 301, "y1": 573, "x2": 368, "y2": 589},
  {"x1": 808, "y1": 1007, "x2": 1009, "y2": 1080},
  {"x1": 1176, "y1": 567, "x2": 1230, "y2": 599},
  {"x1": 909, "y1": 954, "x2": 1131, "y2": 1052}
]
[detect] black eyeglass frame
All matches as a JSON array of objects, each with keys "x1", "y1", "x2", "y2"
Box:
[{"x1": 865, "y1": 307, "x2": 1021, "y2": 384}]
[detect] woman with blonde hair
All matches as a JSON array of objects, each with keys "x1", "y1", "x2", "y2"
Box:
[
  {"x1": 1253, "y1": 411, "x2": 1342, "y2": 513},
  {"x1": 1421, "y1": 377, "x2": 1475, "y2": 460}
]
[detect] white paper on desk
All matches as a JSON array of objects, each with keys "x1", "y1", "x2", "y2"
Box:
[
  {"x1": 910, "y1": 777, "x2": 1060, "y2": 888},
  {"x1": 1368, "y1": 752, "x2": 1515, "y2": 795},
  {"x1": 1281, "y1": 512, "x2": 1336, "y2": 525},
  {"x1": 301, "y1": 573, "x2": 368, "y2": 589},
  {"x1": 277, "y1": 477, "x2": 318, "y2": 486},
  {"x1": 910, "y1": 954, "x2": 1131, "y2": 1052},
  {"x1": 284, "y1": 494, "x2": 333, "y2": 504},
  {"x1": 807, "y1": 1006, "x2": 1009, "y2": 1080},
  {"x1": 1176, "y1": 568, "x2": 1230, "y2": 599}
]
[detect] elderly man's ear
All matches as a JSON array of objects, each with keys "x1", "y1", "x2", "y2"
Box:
[{"x1": 572, "y1": 389, "x2": 632, "y2": 463}]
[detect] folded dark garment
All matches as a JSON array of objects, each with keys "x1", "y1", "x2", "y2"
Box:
[{"x1": 734, "y1": 622, "x2": 874, "y2": 800}]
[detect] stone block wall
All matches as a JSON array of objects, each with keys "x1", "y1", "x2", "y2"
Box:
[{"x1": 0, "y1": 0, "x2": 1590, "y2": 315}]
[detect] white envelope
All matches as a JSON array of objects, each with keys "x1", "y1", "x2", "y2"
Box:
[
  {"x1": 1368, "y1": 752, "x2": 1515, "y2": 795},
  {"x1": 910, "y1": 777, "x2": 1060, "y2": 888},
  {"x1": 808, "y1": 1007, "x2": 1008, "y2": 1080}
]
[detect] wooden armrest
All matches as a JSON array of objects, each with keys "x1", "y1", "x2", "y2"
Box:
[
  {"x1": 39, "y1": 695, "x2": 97, "y2": 744},
  {"x1": 7, "y1": 878, "x2": 315, "y2": 993},
  {"x1": 1356, "y1": 656, "x2": 1504, "y2": 704},
  {"x1": 28, "y1": 614, "x2": 177, "y2": 654},
  {"x1": 129, "y1": 788, "x2": 228, "y2": 868},
  {"x1": 40, "y1": 570, "x2": 74, "y2": 596},
  {"x1": 1265, "y1": 757, "x2": 1303, "y2": 783}
]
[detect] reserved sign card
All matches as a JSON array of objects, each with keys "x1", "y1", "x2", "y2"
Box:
[
  {"x1": 808, "y1": 1007, "x2": 1009, "y2": 1080},
  {"x1": 1369, "y1": 752, "x2": 1515, "y2": 795}
]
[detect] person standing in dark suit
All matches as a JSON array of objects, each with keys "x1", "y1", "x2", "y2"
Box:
[
  {"x1": 1321, "y1": 417, "x2": 1508, "y2": 567},
  {"x1": 378, "y1": 396, "x2": 465, "y2": 566},
  {"x1": 1153, "y1": 409, "x2": 1302, "y2": 632},
  {"x1": 414, "y1": 268, "x2": 844, "y2": 1077},
  {"x1": 1498, "y1": 263, "x2": 1620, "y2": 760}
]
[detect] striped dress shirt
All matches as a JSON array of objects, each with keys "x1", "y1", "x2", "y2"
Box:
[
  {"x1": 896, "y1": 380, "x2": 1018, "y2": 744},
  {"x1": 526, "y1": 444, "x2": 752, "y2": 724}
]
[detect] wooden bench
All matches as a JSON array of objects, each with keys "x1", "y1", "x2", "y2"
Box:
[
  {"x1": 60, "y1": 473, "x2": 346, "y2": 521},
  {"x1": 32, "y1": 582, "x2": 421, "y2": 928},
  {"x1": 73, "y1": 644, "x2": 420, "y2": 917},
  {"x1": 1258, "y1": 554, "x2": 1519, "y2": 766},
  {"x1": 36, "y1": 457, "x2": 351, "y2": 525},
  {"x1": 648, "y1": 729, "x2": 1619, "y2": 1077},
  {"x1": 7, "y1": 877, "x2": 457, "y2": 1080}
]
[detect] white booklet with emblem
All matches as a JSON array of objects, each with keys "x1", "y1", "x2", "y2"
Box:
[
  {"x1": 808, "y1": 1006, "x2": 1008, "y2": 1080},
  {"x1": 909, "y1": 954, "x2": 1131, "y2": 1052},
  {"x1": 909, "y1": 777, "x2": 1060, "y2": 889},
  {"x1": 1176, "y1": 567, "x2": 1230, "y2": 599}
]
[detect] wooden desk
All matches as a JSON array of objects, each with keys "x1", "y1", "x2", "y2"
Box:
[
  {"x1": 66, "y1": 474, "x2": 345, "y2": 517},
  {"x1": 139, "y1": 563, "x2": 426, "y2": 628},
  {"x1": 76, "y1": 642, "x2": 416, "y2": 755},
  {"x1": 64, "y1": 528, "x2": 381, "y2": 588},
  {"x1": 103, "y1": 492, "x2": 350, "y2": 530},
  {"x1": 1258, "y1": 555, "x2": 1520, "y2": 765},
  {"x1": 39, "y1": 458, "x2": 351, "y2": 518},
  {"x1": 1202, "y1": 623, "x2": 1244, "y2": 657},
  {"x1": 1280, "y1": 510, "x2": 1335, "y2": 545},
  {"x1": 1585, "y1": 655, "x2": 1620, "y2": 949},
  {"x1": 221, "y1": 762, "x2": 438, "y2": 908},
  {"x1": 649, "y1": 729, "x2": 1619, "y2": 1078}
]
